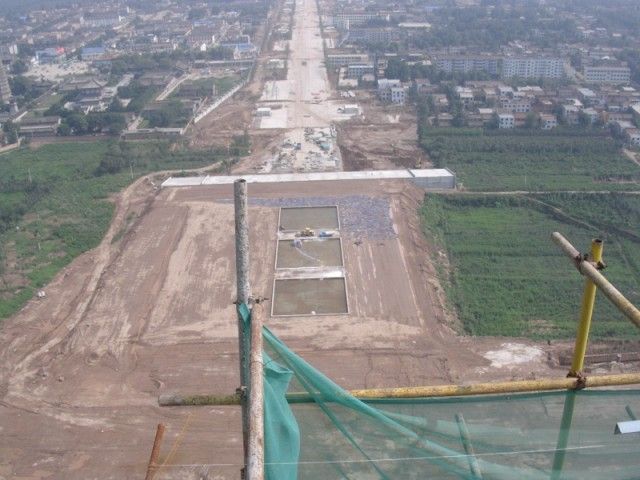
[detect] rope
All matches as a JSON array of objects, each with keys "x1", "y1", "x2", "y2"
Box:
[
  {"x1": 157, "y1": 413, "x2": 194, "y2": 470},
  {"x1": 151, "y1": 443, "x2": 607, "y2": 468}
]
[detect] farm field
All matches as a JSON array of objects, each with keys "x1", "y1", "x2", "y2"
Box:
[
  {"x1": 421, "y1": 193, "x2": 640, "y2": 339},
  {"x1": 421, "y1": 129, "x2": 640, "y2": 191},
  {"x1": 0, "y1": 141, "x2": 229, "y2": 319}
]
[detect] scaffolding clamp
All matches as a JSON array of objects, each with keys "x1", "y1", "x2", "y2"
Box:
[{"x1": 567, "y1": 372, "x2": 587, "y2": 390}]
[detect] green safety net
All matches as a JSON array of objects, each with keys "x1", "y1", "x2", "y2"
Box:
[{"x1": 260, "y1": 325, "x2": 640, "y2": 480}]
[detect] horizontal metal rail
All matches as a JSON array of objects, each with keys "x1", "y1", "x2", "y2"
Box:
[{"x1": 159, "y1": 373, "x2": 640, "y2": 406}]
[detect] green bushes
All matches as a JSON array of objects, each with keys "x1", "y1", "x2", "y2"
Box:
[
  {"x1": 421, "y1": 194, "x2": 640, "y2": 339},
  {"x1": 0, "y1": 140, "x2": 234, "y2": 320},
  {"x1": 420, "y1": 130, "x2": 640, "y2": 191}
]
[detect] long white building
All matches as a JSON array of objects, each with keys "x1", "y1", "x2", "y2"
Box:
[
  {"x1": 501, "y1": 57, "x2": 564, "y2": 79},
  {"x1": 584, "y1": 64, "x2": 631, "y2": 85}
]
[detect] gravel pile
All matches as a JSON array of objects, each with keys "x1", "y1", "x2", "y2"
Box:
[{"x1": 248, "y1": 195, "x2": 396, "y2": 239}]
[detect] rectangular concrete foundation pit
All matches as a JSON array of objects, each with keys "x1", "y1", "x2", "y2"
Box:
[
  {"x1": 272, "y1": 278, "x2": 348, "y2": 316},
  {"x1": 276, "y1": 238, "x2": 343, "y2": 269},
  {"x1": 279, "y1": 206, "x2": 339, "y2": 231}
]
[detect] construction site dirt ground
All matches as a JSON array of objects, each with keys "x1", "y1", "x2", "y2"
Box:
[
  {"x1": 2, "y1": 175, "x2": 618, "y2": 479},
  {"x1": 337, "y1": 97, "x2": 432, "y2": 171}
]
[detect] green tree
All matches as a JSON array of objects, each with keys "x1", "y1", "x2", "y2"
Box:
[
  {"x1": 3, "y1": 120, "x2": 19, "y2": 144},
  {"x1": 67, "y1": 113, "x2": 88, "y2": 134},
  {"x1": 524, "y1": 112, "x2": 539, "y2": 129},
  {"x1": 486, "y1": 113, "x2": 499, "y2": 130},
  {"x1": 578, "y1": 111, "x2": 592, "y2": 128},
  {"x1": 108, "y1": 98, "x2": 126, "y2": 112},
  {"x1": 57, "y1": 122, "x2": 71, "y2": 136},
  {"x1": 95, "y1": 141, "x2": 125, "y2": 175},
  {"x1": 10, "y1": 59, "x2": 28, "y2": 74}
]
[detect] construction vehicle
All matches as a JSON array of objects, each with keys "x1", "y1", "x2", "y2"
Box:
[{"x1": 297, "y1": 227, "x2": 314, "y2": 237}]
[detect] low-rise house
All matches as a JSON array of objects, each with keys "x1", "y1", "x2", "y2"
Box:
[
  {"x1": 562, "y1": 104, "x2": 581, "y2": 125},
  {"x1": 35, "y1": 47, "x2": 65, "y2": 64},
  {"x1": 81, "y1": 46, "x2": 106, "y2": 61},
  {"x1": 60, "y1": 77, "x2": 107, "y2": 97},
  {"x1": 455, "y1": 86, "x2": 474, "y2": 108},
  {"x1": 17, "y1": 116, "x2": 61, "y2": 137},
  {"x1": 625, "y1": 128, "x2": 640, "y2": 146},
  {"x1": 540, "y1": 114, "x2": 558, "y2": 130},
  {"x1": 632, "y1": 104, "x2": 640, "y2": 126},
  {"x1": 582, "y1": 107, "x2": 600, "y2": 124},
  {"x1": 501, "y1": 97, "x2": 532, "y2": 113},
  {"x1": 498, "y1": 113, "x2": 515, "y2": 129}
]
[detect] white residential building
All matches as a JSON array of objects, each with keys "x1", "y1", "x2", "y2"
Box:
[
  {"x1": 540, "y1": 114, "x2": 558, "y2": 130},
  {"x1": 346, "y1": 63, "x2": 374, "y2": 79},
  {"x1": 562, "y1": 104, "x2": 581, "y2": 125},
  {"x1": 435, "y1": 56, "x2": 500, "y2": 75},
  {"x1": 326, "y1": 54, "x2": 369, "y2": 69},
  {"x1": 500, "y1": 98, "x2": 532, "y2": 113},
  {"x1": 389, "y1": 86, "x2": 407, "y2": 105},
  {"x1": 498, "y1": 113, "x2": 515, "y2": 129},
  {"x1": 377, "y1": 79, "x2": 407, "y2": 104},
  {"x1": 502, "y1": 57, "x2": 564, "y2": 79},
  {"x1": 584, "y1": 64, "x2": 631, "y2": 85},
  {"x1": 626, "y1": 128, "x2": 640, "y2": 146},
  {"x1": 331, "y1": 12, "x2": 389, "y2": 29},
  {"x1": 455, "y1": 86, "x2": 474, "y2": 107}
]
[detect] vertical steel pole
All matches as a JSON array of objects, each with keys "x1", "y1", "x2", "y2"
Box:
[
  {"x1": 234, "y1": 178, "x2": 251, "y2": 474},
  {"x1": 247, "y1": 302, "x2": 265, "y2": 480},
  {"x1": 569, "y1": 239, "x2": 603, "y2": 377},
  {"x1": 235, "y1": 178, "x2": 252, "y2": 305},
  {"x1": 144, "y1": 423, "x2": 165, "y2": 480},
  {"x1": 550, "y1": 391, "x2": 577, "y2": 480}
]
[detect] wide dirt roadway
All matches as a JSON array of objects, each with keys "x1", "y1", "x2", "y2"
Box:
[{"x1": 0, "y1": 177, "x2": 564, "y2": 479}]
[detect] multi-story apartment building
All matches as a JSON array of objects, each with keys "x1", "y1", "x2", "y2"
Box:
[
  {"x1": 347, "y1": 28, "x2": 400, "y2": 44},
  {"x1": 500, "y1": 98, "x2": 532, "y2": 113},
  {"x1": 326, "y1": 54, "x2": 370, "y2": 69},
  {"x1": 498, "y1": 113, "x2": 515, "y2": 128},
  {"x1": 377, "y1": 79, "x2": 406, "y2": 104},
  {"x1": 331, "y1": 12, "x2": 390, "y2": 30},
  {"x1": 584, "y1": 63, "x2": 631, "y2": 85},
  {"x1": 434, "y1": 56, "x2": 500, "y2": 76},
  {"x1": 540, "y1": 114, "x2": 558, "y2": 130},
  {"x1": 501, "y1": 57, "x2": 564, "y2": 79},
  {"x1": 346, "y1": 63, "x2": 374, "y2": 79},
  {"x1": 83, "y1": 12, "x2": 124, "y2": 28},
  {"x1": 189, "y1": 26, "x2": 217, "y2": 47}
]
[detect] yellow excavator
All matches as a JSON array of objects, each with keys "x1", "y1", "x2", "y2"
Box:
[{"x1": 298, "y1": 227, "x2": 314, "y2": 237}]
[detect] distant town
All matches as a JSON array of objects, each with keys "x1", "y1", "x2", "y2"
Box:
[{"x1": 1, "y1": 0, "x2": 640, "y2": 148}]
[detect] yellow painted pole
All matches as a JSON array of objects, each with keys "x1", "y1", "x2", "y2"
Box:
[
  {"x1": 569, "y1": 239, "x2": 603, "y2": 377},
  {"x1": 158, "y1": 373, "x2": 640, "y2": 406}
]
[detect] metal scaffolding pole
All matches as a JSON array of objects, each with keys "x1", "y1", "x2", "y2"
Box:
[
  {"x1": 158, "y1": 372, "x2": 640, "y2": 406},
  {"x1": 144, "y1": 423, "x2": 165, "y2": 480},
  {"x1": 234, "y1": 178, "x2": 251, "y2": 473},
  {"x1": 551, "y1": 232, "x2": 640, "y2": 329},
  {"x1": 247, "y1": 302, "x2": 265, "y2": 480}
]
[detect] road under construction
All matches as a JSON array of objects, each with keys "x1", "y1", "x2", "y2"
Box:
[{"x1": 1, "y1": 0, "x2": 640, "y2": 478}]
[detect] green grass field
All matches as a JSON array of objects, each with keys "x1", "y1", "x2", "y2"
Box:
[
  {"x1": 0, "y1": 140, "x2": 229, "y2": 319},
  {"x1": 421, "y1": 193, "x2": 640, "y2": 339},
  {"x1": 421, "y1": 129, "x2": 640, "y2": 192}
]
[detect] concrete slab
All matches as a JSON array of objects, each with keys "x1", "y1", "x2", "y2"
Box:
[{"x1": 161, "y1": 169, "x2": 456, "y2": 187}]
